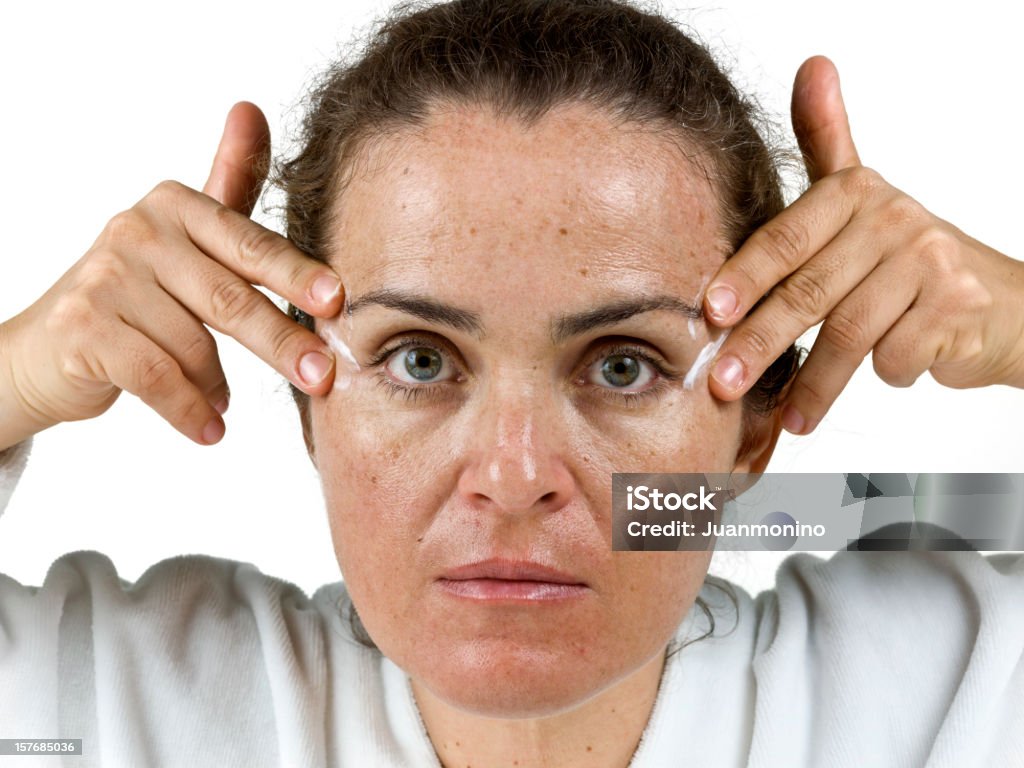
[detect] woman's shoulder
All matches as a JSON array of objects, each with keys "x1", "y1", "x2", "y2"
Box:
[
  {"x1": 664, "y1": 548, "x2": 1024, "y2": 652},
  {"x1": 748, "y1": 549, "x2": 1024, "y2": 659},
  {"x1": 5, "y1": 546, "x2": 330, "y2": 597},
  {"x1": 0, "y1": 548, "x2": 372, "y2": 659},
  {"x1": 0, "y1": 549, "x2": 410, "y2": 756},
  {"x1": 759, "y1": 550, "x2": 1024, "y2": 763},
  {"x1": 772, "y1": 548, "x2": 1023, "y2": 617},
  {"x1": 644, "y1": 551, "x2": 1024, "y2": 766}
]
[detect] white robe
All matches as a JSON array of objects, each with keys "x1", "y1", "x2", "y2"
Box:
[{"x1": 1, "y1": 439, "x2": 1022, "y2": 767}]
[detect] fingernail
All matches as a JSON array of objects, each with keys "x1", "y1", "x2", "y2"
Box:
[
  {"x1": 311, "y1": 275, "x2": 341, "y2": 306},
  {"x1": 299, "y1": 351, "x2": 333, "y2": 386},
  {"x1": 214, "y1": 395, "x2": 230, "y2": 415},
  {"x1": 705, "y1": 285, "x2": 738, "y2": 322},
  {"x1": 712, "y1": 355, "x2": 745, "y2": 392},
  {"x1": 781, "y1": 404, "x2": 805, "y2": 434},
  {"x1": 202, "y1": 417, "x2": 225, "y2": 445}
]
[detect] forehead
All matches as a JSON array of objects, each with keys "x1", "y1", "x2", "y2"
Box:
[{"x1": 326, "y1": 103, "x2": 728, "y2": 306}]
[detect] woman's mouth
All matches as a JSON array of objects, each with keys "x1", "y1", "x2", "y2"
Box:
[{"x1": 436, "y1": 558, "x2": 592, "y2": 602}]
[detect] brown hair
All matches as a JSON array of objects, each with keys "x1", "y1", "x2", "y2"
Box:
[{"x1": 269, "y1": 0, "x2": 801, "y2": 649}]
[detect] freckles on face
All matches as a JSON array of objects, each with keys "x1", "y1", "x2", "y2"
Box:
[{"x1": 309, "y1": 103, "x2": 742, "y2": 715}]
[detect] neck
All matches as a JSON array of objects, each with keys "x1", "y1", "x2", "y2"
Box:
[{"x1": 412, "y1": 649, "x2": 667, "y2": 768}]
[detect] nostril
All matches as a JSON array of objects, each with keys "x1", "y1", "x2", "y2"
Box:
[{"x1": 540, "y1": 491, "x2": 557, "y2": 503}]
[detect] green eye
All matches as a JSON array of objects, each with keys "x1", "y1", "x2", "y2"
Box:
[
  {"x1": 586, "y1": 348, "x2": 659, "y2": 393},
  {"x1": 601, "y1": 354, "x2": 641, "y2": 387},
  {"x1": 402, "y1": 347, "x2": 443, "y2": 381}
]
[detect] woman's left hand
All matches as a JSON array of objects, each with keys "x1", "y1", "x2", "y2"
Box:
[{"x1": 703, "y1": 55, "x2": 1024, "y2": 435}]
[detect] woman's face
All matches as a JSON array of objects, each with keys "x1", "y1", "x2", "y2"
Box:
[{"x1": 309, "y1": 103, "x2": 777, "y2": 717}]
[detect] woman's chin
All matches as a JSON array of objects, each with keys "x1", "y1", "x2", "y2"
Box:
[
  {"x1": 410, "y1": 644, "x2": 625, "y2": 718},
  {"x1": 403, "y1": 631, "x2": 663, "y2": 719}
]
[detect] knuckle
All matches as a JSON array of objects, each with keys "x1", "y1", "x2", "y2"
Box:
[
  {"x1": 777, "y1": 270, "x2": 828, "y2": 317},
  {"x1": 47, "y1": 293, "x2": 92, "y2": 336},
  {"x1": 103, "y1": 209, "x2": 159, "y2": 249},
  {"x1": 266, "y1": 319, "x2": 304, "y2": 365},
  {"x1": 839, "y1": 165, "x2": 885, "y2": 197},
  {"x1": 209, "y1": 278, "x2": 261, "y2": 326},
  {"x1": 821, "y1": 310, "x2": 868, "y2": 355},
  {"x1": 738, "y1": 324, "x2": 774, "y2": 361},
  {"x1": 134, "y1": 353, "x2": 180, "y2": 395},
  {"x1": 150, "y1": 178, "x2": 188, "y2": 201},
  {"x1": 81, "y1": 248, "x2": 129, "y2": 287},
  {"x1": 872, "y1": 344, "x2": 912, "y2": 387},
  {"x1": 790, "y1": 372, "x2": 829, "y2": 411},
  {"x1": 233, "y1": 221, "x2": 284, "y2": 272},
  {"x1": 948, "y1": 272, "x2": 994, "y2": 313},
  {"x1": 913, "y1": 228, "x2": 992, "y2": 312},
  {"x1": 177, "y1": 332, "x2": 219, "y2": 373},
  {"x1": 208, "y1": 381, "x2": 230, "y2": 405},
  {"x1": 880, "y1": 193, "x2": 927, "y2": 229},
  {"x1": 914, "y1": 226, "x2": 961, "y2": 275},
  {"x1": 169, "y1": 390, "x2": 210, "y2": 429},
  {"x1": 754, "y1": 219, "x2": 808, "y2": 270},
  {"x1": 59, "y1": 349, "x2": 96, "y2": 385},
  {"x1": 284, "y1": 260, "x2": 311, "y2": 294},
  {"x1": 48, "y1": 290, "x2": 88, "y2": 327},
  {"x1": 212, "y1": 199, "x2": 236, "y2": 230}
]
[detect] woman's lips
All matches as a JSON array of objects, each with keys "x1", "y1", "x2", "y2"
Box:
[{"x1": 437, "y1": 558, "x2": 592, "y2": 602}]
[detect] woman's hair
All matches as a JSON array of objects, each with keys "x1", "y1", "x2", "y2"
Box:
[{"x1": 268, "y1": 0, "x2": 801, "y2": 649}]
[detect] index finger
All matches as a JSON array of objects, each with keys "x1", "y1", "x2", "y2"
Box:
[
  {"x1": 154, "y1": 181, "x2": 344, "y2": 319},
  {"x1": 702, "y1": 169, "x2": 864, "y2": 328}
]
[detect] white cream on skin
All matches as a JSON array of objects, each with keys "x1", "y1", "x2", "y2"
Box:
[
  {"x1": 682, "y1": 328, "x2": 729, "y2": 390},
  {"x1": 318, "y1": 303, "x2": 361, "y2": 390}
]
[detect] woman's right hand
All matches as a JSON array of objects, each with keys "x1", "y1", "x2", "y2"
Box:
[{"x1": 0, "y1": 102, "x2": 342, "y2": 449}]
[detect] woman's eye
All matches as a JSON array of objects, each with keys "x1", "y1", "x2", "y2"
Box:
[
  {"x1": 587, "y1": 351, "x2": 657, "y2": 392},
  {"x1": 384, "y1": 345, "x2": 452, "y2": 384},
  {"x1": 373, "y1": 340, "x2": 669, "y2": 403}
]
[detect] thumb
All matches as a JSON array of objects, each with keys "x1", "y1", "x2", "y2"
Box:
[
  {"x1": 202, "y1": 101, "x2": 271, "y2": 216},
  {"x1": 791, "y1": 56, "x2": 861, "y2": 182}
]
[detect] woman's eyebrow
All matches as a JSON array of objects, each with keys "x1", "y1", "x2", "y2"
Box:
[
  {"x1": 347, "y1": 288, "x2": 485, "y2": 337},
  {"x1": 551, "y1": 296, "x2": 702, "y2": 343},
  {"x1": 345, "y1": 288, "x2": 702, "y2": 342}
]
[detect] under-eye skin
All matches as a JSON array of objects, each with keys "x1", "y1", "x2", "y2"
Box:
[{"x1": 367, "y1": 333, "x2": 682, "y2": 406}]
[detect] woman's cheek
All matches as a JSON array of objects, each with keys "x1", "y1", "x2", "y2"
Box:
[
  {"x1": 313, "y1": 373, "x2": 742, "y2": 556},
  {"x1": 571, "y1": 386, "x2": 742, "y2": 475},
  {"x1": 312, "y1": 390, "x2": 469, "y2": 569}
]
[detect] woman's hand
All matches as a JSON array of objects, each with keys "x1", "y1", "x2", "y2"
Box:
[
  {"x1": 0, "y1": 102, "x2": 342, "y2": 449},
  {"x1": 703, "y1": 56, "x2": 1024, "y2": 434}
]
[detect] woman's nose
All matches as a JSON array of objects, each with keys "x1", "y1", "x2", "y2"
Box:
[{"x1": 457, "y1": 393, "x2": 576, "y2": 515}]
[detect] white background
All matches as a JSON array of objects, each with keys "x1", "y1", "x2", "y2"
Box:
[{"x1": 0, "y1": 0, "x2": 1020, "y2": 596}]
